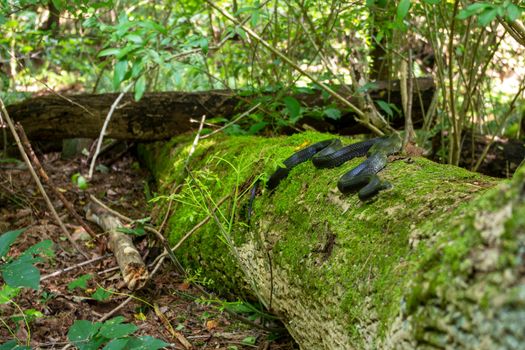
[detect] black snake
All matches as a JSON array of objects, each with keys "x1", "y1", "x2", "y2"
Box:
[{"x1": 267, "y1": 134, "x2": 402, "y2": 200}]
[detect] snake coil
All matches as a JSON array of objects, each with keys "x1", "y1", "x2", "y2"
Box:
[{"x1": 267, "y1": 134, "x2": 401, "y2": 200}]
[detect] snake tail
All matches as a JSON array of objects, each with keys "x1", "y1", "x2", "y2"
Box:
[{"x1": 266, "y1": 139, "x2": 337, "y2": 190}]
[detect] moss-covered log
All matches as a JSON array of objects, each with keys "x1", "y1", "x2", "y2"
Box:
[{"x1": 141, "y1": 132, "x2": 525, "y2": 349}]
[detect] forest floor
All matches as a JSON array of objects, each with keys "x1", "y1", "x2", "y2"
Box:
[{"x1": 0, "y1": 144, "x2": 296, "y2": 349}]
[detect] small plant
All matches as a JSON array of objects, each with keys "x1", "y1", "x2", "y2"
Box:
[
  {"x1": 0, "y1": 229, "x2": 54, "y2": 347},
  {"x1": 71, "y1": 173, "x2": 89, "y2": 190},
  {"x1": 183, "y1": 267, "x2": 214, "y2": 288},
  {"x1": 116, "y1": 217, "x2": 150, "y2": 236},
  {"x1": 68, "y1": 274, "x2": 93, "y2": 291},
  {"x1": 67, "y1": 316, "x2": 168, "y2": 350},
  {"x1": 1, "y1": 229, "x2": 54, "y2": 290}
]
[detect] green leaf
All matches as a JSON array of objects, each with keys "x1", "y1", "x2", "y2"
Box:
[
  {"x1": 147, "y1": 49, "x2": 162, "y2": 65},
  {"x1": 423, "y1": 0, "x2": 440, "y2": 4},
  {"x1": 0, "y1": 284, "x2": 20, "y2": 304},
  {"x1": 234, "y1": 27, "x2": 247, "y2": 40},
  {"x1": 71, "y1": 173, "x2": 89, "y2": 190},
  {"x1": 116, "y1": 226, "x2": 146, "y2": 236},
  {"x1": 126, "y1": 34, "x2": 144, "y2": 44},
  {"x1": 250, "y1": 9, "x2": 260, "y2": 27},
  {"x1": 51, "y1": 0, "x2": 65, "y2": 11},
  {"x1": 248, "y1": 121, "x2": 268, "y2": 134},
  {"x1": 126, "y1": 336, "x2": 169, "y2": 350},
  {"x1": 103, "y1": 338, "x2": 129, "y2": 350},
  {"x1": 457, "y1": 3, "x2": 492, "y2": 20},
  {"x1": 106, "y1": 316, "x2": 126, "y2": 325},
  {"x1": 131, "y1": 60, "x2": 144, "y2": 79},
  {"x1": 224, "y1": 124, "x2": 246, "y2": 136},
  {"x1": 68, "y1": 320, "x2": 102, "y2": 347},
  {"x1": 2, "y1": 261, "x2": 40, "y2": 290},
  {"x1": 496, "y1": 4, "x2": 505, "y2": 17},
  {"x1": 13, "y1": 308, "x2": 43, "y2": 323},
  {"x1": 137, "y1": 20, "x2": 167, "y2": 35},
  {"x1": 225, "y1": 302, "x2": 253, "y2": 313},
  {"x1": 464, "y1": 2, "x2": 492, "y2": 13},
  {"x1": 0, "y1": 340, "x2": 18, "y2": 350},
  {"x1": 323, "y1": 108, "x2": 341, "y2": 120},
  {"x1": 397, "y1": 0, "x2": 411, "y2": 19},
  {"x1": 242, "y1": 336, "x2": 257, "y2": 345},
  {"x1": 98, "y1": 48, "x2": 121, "y2": 57},
  {"x1": 282, "y1": 96, "x2": 301, "y2": 122},
  {"x1": 113, "y1": 60, "x2": 128, "y2": 89},
  {"x1": 196, "y1": 37, "x2": 209, "y2": 54},
  {"x1": 506, "y1": 4, "x2": 521, "y2": 21},
  {"x1": 24, "y1": 308, "x2": 43, "y2": 319},
  {"x1": 115, "y1": 45, "x2": 139, "y2": 60},
  {"x1": 0, "y1": 341, "x2": 28, "y2": 350},
  {"x1": 99, "y1": 322, "x2": 138, "y2": 338},
  {"x1": 478, "y1": 7, "x2": 499, "y2": 26},
  {"x1": 83, "y1": 16, "x2": 98, "y2": 28},
  {"x1": 376, "y1": 100, "x2": 394, "y2": 117},
  {"x1": 22, "y1": 239, "x2": 54, "y2": 259},
  {"x1": 135, "y1": 217, "x2": 151, "y2": 225},
  {"x1": 68, "y1": 274, "x2": 93, "y2": 291},
  {"x1": 92, "y1": 287, "x2": 112, "y2": 301},
  {"x1": 134, "y1": 75, "x2": 146, "y2": 101},
  {"x1": 0, "y1": 228, "x2": 25, "y2": 258}
]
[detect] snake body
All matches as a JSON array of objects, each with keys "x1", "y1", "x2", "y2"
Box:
[{"x1": 267, "y1": 134, "x2": 401, "y2": 200}]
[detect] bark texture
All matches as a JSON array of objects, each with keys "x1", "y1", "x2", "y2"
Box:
[
  {"x1": 85, "y1": 202, "x2": 148, "y2": 290},
  {"x1": 8, "y1": 78, "x2": 434, "y2": 141},
  {"x1": 140, "y1": 132, "x2": 525, "y2": 349}
]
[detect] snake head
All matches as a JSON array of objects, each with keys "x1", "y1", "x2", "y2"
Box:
[{"x1": 367, "y1": 133, "x2": 402, "y2": 156}]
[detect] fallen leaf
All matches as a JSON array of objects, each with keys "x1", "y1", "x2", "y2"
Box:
[{"x1": 206, "y1": 319, "x2": 219, "y2": 331}]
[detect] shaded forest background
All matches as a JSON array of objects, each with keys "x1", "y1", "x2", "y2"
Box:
[{"x1": 2, "y1": 0, "x2": 524, "y2": 169}]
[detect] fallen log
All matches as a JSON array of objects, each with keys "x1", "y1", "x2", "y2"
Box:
[
  {"x1": 139, "y1": 131, "x2": 525, "y2": 349},
  {"x1": 8, "y1": 78, "x2": 434, "y2": 141}
]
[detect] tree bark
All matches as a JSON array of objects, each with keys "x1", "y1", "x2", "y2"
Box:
[
  {"x1": 8, "y1": 78, "x2": 434, "y2": 141},
  {"x1": 140, "y1": 132, "x2": 525, "y2": 349}
]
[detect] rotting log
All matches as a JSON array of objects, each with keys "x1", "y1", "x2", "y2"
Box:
[
  {"x1": 140, "y1": 131, "x2": 525, "y2": 349},
  {"x1": 8, "y1": 78, "x2": 434, "y2": 141}
]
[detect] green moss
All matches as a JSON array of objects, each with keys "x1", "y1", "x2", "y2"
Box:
[
  {"x1": 142, "y1": 132, "x2": 505, "y2": 346},
  {"x1": 398, "y1": 167, "x2": 525, "y2": 348}
]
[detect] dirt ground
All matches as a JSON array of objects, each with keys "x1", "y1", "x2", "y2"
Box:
[{"x1": 0, "y1": 142, "x2": 296, "y2": 350}]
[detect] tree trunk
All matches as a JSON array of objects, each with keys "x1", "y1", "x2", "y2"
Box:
[
  {"x1": 8, "y1": 78, "x2": 434, "y2": 141},
  {"x1": 140, "y1": 132, "x2": 525, "y2": 349}
]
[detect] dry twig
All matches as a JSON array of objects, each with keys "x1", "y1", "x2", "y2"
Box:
[
  {"x1": 200, "y1": 103, "x2": 261, "y2": 139},
  {"x1": 154, "y1": 303, "x2": 193, "y2": 349},
  {"x1": 16, "y1": 124, "x2": 98, "y2": 239},
  {"x1": 88, "y1": 83, "x2": 132, "y2": 178},
  {"x1": 0, "y1": 98, "x2": 88, "y2": 258},
  {"x1": 41, "y1": 255, "x2": 110, "y2": 281}
]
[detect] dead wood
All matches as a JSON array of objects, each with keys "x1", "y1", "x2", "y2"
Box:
[
  {"x1": 85, "y1": 201, "x2": 148, "y2": 290},
  {"x1": 8, "y1": 78, "x2": 435, "y2": 141}
]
